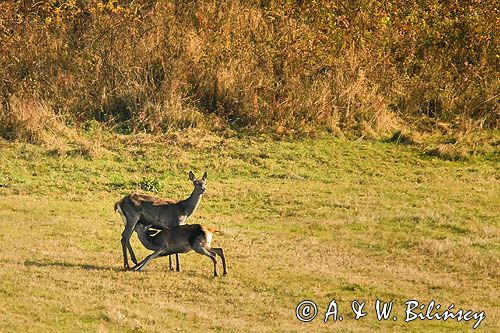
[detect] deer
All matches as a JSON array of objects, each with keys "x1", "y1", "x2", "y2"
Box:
[
  {"x1": 115, "y1": 171, "x2": 207, "y2": 271},
  {"x1": 132, "y1": 223, "x2": 228, "y2": 277}
]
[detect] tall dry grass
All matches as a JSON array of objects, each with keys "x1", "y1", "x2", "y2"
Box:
[{"x1": 0, "y1": 0, "x2": 498, "y2": 140}]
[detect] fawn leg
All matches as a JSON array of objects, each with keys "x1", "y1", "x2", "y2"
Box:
[
  {"x1": 193, "y1": 245, "x2": 218, "y2": 277},
  {"x1": 168, "y1": 255, "x2": 174, "y2": 271},
  {"x1": 211, "y1": 248, "x2": 227, "y2": 275},
  {"x1": 133, "y1": 247, "x2": 169, "y2": 272},
  {"x1": 175, "y1": 253, "x2": 180, "y2": 272}
]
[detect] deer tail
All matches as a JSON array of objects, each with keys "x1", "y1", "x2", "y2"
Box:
[
  {"x1": 114, "y1": 200, "x2": 120, "y2": 212},
  {"x1": 114, "y1": 197, "x2": 125, "y2": 213}
]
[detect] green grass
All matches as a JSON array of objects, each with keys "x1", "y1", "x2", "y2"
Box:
[{"x1": 0, "y1": 132, "x2": 499, "y2": 332}]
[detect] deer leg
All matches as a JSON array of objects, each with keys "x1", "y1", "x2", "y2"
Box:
[
  {"x1": 127, "y1": 242, "x2": 138, "y2": 265},
  {"x1": 168, "y1": 255, "x2": 174, "y2": 271},
  {"x1": 133, "y1": 247, "x2": 170, "y2": 272},
  {"x1": 121, "y1": 216, "x2": 140, "y2": 270},
  {"x1": 193, "y1": 245, "x2": 218, "y2": 277},
  {"x1": 121, "y1": 229, "x2": 132, "y2": 270},
  {"x1": 175, "y1": 253, "x2": 180, "y2": 272},
  {"x1": 211, "y1": 248, "x2": 227, "y2": 275},
  {"x1": 166, "y1": 254, "x2": 180, "y2": 272}
]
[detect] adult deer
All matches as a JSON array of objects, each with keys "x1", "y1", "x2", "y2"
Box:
[
  {"x1": 115, "y1": 171, "x2": 207, "y2": 270},
  {"x1": 132, "y1": 223, "x2": 228, "y2": 277}
]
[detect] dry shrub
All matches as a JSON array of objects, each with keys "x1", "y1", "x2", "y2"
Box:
[
  {"x1": 0, "y1": 95, "x2": 66, "y2": 144},
  {"x1": 0, "y1": 0, "x2": 497, "y2": 142},
  {"x1": 388, "y1": 130, "x2": 423, "y2": 146},
  {"x1": 0, "y1": 95, "x2": 100, "y2": 157},
  {"x1": 325, "y1": 50, "x2": 401, "y2": 137},
  {"x1": 425, "y1": 144, "x2": 469, "y2": 161},
  {"x1": 423, "y1": 120, "x2": 499, "y2": 160},
  {"x1": 138, "y1": 93, "x2": 205, "y2": 133}
]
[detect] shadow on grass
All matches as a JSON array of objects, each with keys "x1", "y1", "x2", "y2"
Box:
[{"x1": 23, "y1": 260, "x2": 122, "y2": 272}]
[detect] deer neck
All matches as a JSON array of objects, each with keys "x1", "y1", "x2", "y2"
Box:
[
  {"x1": 136, "y1": 228, "x2": 157, "y2": 251},
  {"x1": 182, "y1": 190, "x2": 203, "y2": 218}
]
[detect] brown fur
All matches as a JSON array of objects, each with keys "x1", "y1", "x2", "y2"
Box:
[
  {"x1": 204, "y1": 226, "x2": 219, "y2": 233},
  {"x1": 129, "y1": 193, "x2": 178, "y2": 206}
]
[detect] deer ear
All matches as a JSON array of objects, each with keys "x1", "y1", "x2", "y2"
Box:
[
  {"x1": 202, "y1": 171, "x2": 207, "y2": 181},
  {"x1": 189, "y1": 171, "x2": 195, "y2": 181}
]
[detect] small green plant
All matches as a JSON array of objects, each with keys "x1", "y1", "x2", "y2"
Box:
[{"x1": 132, "y1": 177, "x2": 161, "y2": 193}]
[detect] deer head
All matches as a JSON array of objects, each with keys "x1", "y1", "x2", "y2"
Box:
[{"x1": 189, "y1": 171, "x2": 207, "y2": 195}]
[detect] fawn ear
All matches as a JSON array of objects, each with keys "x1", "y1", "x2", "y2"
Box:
[
  {"x1": 202, "y1": 171, "x2": 207, "y2": 181},
  {"x1": 189, "y1": 171, "x2": 195, "y2": 181}
]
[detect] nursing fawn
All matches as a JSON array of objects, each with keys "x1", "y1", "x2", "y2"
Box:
[{"x1": 133, "y1": 223, "x2": 228, "y2": 277}]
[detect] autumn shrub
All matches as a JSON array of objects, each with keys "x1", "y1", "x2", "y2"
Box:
[{"x1": 0, "y1": 0, "x2": 498, "y2": 141}]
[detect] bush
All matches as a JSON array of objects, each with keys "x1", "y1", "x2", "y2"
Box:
[{"x1": 0, "y1": 1, "x2": 498, "y2": 140}]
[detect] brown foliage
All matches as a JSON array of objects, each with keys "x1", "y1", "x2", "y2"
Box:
[{"x1": 0, "y1": 1, "x2": 498, "y2": 140}]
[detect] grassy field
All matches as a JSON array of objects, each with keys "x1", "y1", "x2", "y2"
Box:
[{"x1": 0, "y1": 132, "x2": 498, "y2": 332}]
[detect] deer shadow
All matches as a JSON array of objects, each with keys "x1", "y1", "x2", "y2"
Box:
[{"x1": 24, "y1": 259, "x2": 121, "y2": 272}]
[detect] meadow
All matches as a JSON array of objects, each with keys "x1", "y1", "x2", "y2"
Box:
[{"x1": 0, "y1": 131, "x2": 498, "y2": 332}]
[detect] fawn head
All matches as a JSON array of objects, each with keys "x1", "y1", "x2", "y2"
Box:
[{"x1": 189, "y1": 171, "x2": 207, "y2": 194}]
